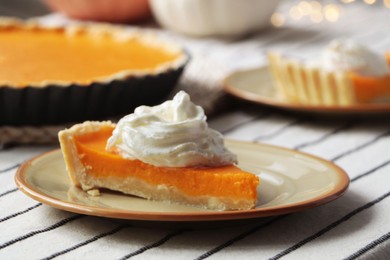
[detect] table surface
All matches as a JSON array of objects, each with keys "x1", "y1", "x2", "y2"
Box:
[{"x1": 1, "y1": 1, "x2": 390, "y2": 259}]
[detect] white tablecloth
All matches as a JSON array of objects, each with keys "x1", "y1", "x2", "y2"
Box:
[{"x1": 1, "y1": 1, "x2": 390, "y2": 259}]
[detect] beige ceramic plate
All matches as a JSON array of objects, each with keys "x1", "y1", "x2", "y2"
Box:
[
  {"x1": 15, "y1": 140, "x2": 349, "y2": 222},
  {"x1": 224, "y1": 67, "x2": 390, "y2": 115}
]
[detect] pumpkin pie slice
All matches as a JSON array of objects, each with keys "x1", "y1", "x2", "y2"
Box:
[
  {"x1": 268, "y1": 53, "x2": 390, "y2": 106},
  {"x1": 58, "y1": 121, "x2": 259, "y2": 211}
]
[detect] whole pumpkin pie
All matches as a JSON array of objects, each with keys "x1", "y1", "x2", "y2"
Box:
[
  {"x1": 59, "y1": 92, "x2": 259, "y2": 211},
  {"x1": 268, "y1": 39, "x2": 390, "y2": 106},
  {"x1": 0, "y1": 18, "x2": 188, "y2": 125}
]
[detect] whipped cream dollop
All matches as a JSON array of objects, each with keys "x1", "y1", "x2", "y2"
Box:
[
  {"x1": 320, "y1": 39, "x2": 390, "y2": 76},
  {"x1": 106, "y1": 91, "x2": 237, "y2": 167}
]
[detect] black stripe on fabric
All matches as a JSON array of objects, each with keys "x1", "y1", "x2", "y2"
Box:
[
  {"x1": 42, "y1": 225, "x2": 129, "y2": 260},
  {"x1": 0, "y1": 215, "x2": 84, "y2": 250},
  {"x1": 119, "y1": 229, "x2": 187, "y2": 260},
  {"x1": 220, "y1": 111, "x2": 271, "y2": 135},
  {"x1": 253, "y1": 119, "x2": 306, "y2": 142},
  {"x1": 269, "y1": 190, "x2": 390, "y2": 260},
  {"x1": 351, "y1": 159, "x2": 390, "y2": 182},
  {"x1": 331, "y1": 130, "x2": 390, "y2": 162},
  {"x1": 0, "y1": 187, "x2": 18, "y2": 198},
  {"x1": 194, "y1": 216, "x2": 286, "y2": 260},
  {"x1": 294, "y1": 123, "x2": 354, "y2": 150},
  {"x1": 0, "y1": 163, "x2": 20, "y2": 174},
  {"x1": 0, "y1": 203, "x2": 41, "y2": 223},
  {"x1": 344, "y1": 231, "x2": 390, "y2": 260}
]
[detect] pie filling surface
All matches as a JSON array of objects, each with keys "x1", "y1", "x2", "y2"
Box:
[
  {"x1": 352, "y1": 74, "x2": 390, "y2": 103},
  {"x1": 0, "y1": 27, "x2": 181, "y2": 87}
]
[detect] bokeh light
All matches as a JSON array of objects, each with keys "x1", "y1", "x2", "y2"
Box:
[
  {"x1": 270, "y1": 13, "x2": 286, "y2": 27},
  {"x1": 270, "y1": 0, "x2": 390, "y2": 27},
  {"x1": 324, "y1": 4, "x2": 341, "y2": 22},
  {"x1": 289, "y1": 5, "x2": 303, "y2": 20}
]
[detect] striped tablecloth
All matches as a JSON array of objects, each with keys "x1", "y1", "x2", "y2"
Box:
[{"x1": 2, "y1": 1, "x2": 390, "y2": 259}]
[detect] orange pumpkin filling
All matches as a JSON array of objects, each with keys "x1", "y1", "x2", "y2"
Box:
[
  {"x1": 72, "y1": 125, "x2": 259, "y2": 202},
  {"x1": 352, "y1": 73, "x2": 390, "y2": 103},
  {"x1": 0, "y1": 27, "x2": 180, "y2": 87}
]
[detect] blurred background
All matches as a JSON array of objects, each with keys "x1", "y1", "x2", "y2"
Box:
[
  {"x1": 1, "y1": 0, "x2": 389, "y2": 20},
  {"x1": 1, "y1": 0, "x2": 390, "y2": 27}
]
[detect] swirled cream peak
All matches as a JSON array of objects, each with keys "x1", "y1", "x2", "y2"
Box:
[
  {"x1": 320, "y1": 39, "x2": 390, "y2": 76},
  {"x1": 106, "y1": 91, "x2": 237, "y2": 167}
]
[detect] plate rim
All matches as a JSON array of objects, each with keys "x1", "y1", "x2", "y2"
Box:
[
  {"x1": 223, "y1": 66, "x2": 390, "y2": 114},
  {"x1": 15, "y1": 141, "x2": 350, "y2": 222}
]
